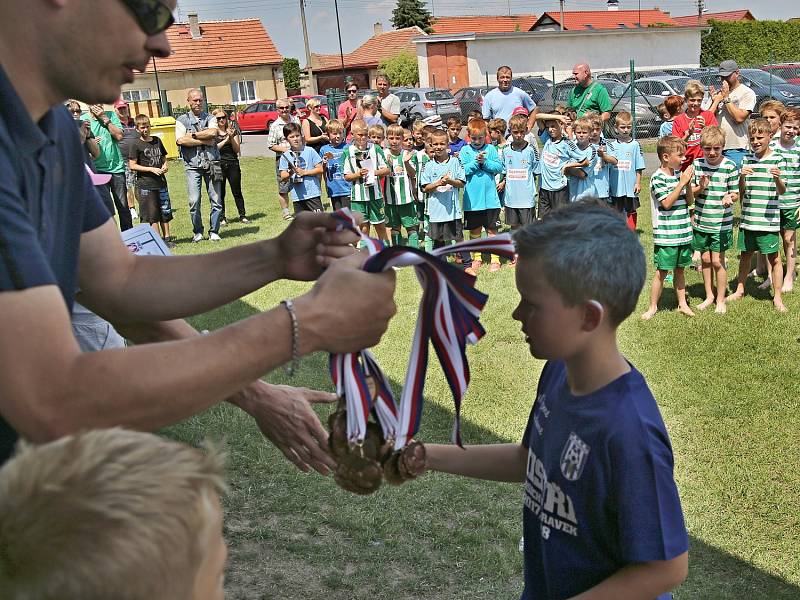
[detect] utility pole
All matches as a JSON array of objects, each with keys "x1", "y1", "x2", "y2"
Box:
[
  {"x1": 299, "y1": 0, "x2": 316, "y2": 94},
  {"x1": 560, "y1": 0, "x2": 565, "y2": 31},
  {"x1": 697, "y1": 0, "x2": 705, "y2": 24},
  {"x1": 334, "y1": 0, "x2": 346, "y2": 79}
]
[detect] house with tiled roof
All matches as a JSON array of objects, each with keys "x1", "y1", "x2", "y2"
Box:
[
  {"x1": 430, "y1": 14, "x2": 538, "y2": 35},
  {"x1": 531, "y1": 9, "x2": 678, "y2": 31},
  {"x1": 122, "y1": 14, "x2": 285, "y2": 111},
  {"x1": 310, "y1": 24, "x2": 425, "y2": 92},
  {"x1": 672, "y1": 10, "x2": 755, "y2": 27}
]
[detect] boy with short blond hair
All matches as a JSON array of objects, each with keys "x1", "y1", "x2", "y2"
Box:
[
  {"x1": 760, "y1": 99, "x2": 785, "y2": 139},
  {"x1": 728, "y1": 119, "x2": 789, "y2": 311},
  {"x1": 691, "y1": 125, "x2": 739, "y2": 312},
  {"x1": 770, "y1": 107, "x2": 800, "y2": 292},
  {"x1": 411, "y1": 119, "x2": 426, "y2": 151},
  {"x1": 385, "y1": 123, "x2": 419, "y2": 247},
  {"x1": 538, "y1": 117, "x2": 589, "y2": 217},
  {"x1": 566, "y1": 116, "x2": 598, "y2": 202},
  {"x1": 503, "y1": 114, "x2": 540, "y2": 237},
  {"x1": 672, "y1": 80, "x2": 718, "y2": 172},
  {"x1": 588, "y1": 112, "x2": 617, "y2": 203},
  {"x1": 0, "y1": 428, "x2": 227, "y2": 600},
  {"x1": 425, "y1": 202, "x2": 689, "y2": 600},
  {"x1": 320, "y1": 119, "x2": 351, "y2": 211},
  {"x1": 368, "y1": 123, "x2": 386, "y2": 148},
  {"x1": 609, "y1": 111, "x2": 645, "y2": 230},
  {"x1": 642, "y1": 136, "x2": 695, "y2": 320}
]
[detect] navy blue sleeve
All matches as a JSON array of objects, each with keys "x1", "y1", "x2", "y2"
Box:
[
  {"x1": 609, "y1": 391, "x2": 689, "y2": 563},
  {"x1": 522, "y1": 360, "x2": 557, "y2": 447}
]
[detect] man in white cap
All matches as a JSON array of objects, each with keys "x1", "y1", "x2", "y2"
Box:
[{"x1": 709, "y1": 59, "x2": 756, "y2": 168}]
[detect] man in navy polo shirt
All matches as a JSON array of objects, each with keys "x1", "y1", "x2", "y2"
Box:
[{"x1": 0, "y1": 0, "x2": 397, "y2": 468}]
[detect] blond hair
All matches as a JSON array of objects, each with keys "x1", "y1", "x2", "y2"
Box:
[
  {"x1": 325, "y1": 119, "x2": 345, "y2": 134},
  {"x1": 350, "y1": 119, "x2": 368, "y2": 134},
  {"x1": 573, "y1": 117, "x2": 593, "y2": 132},
  {"x1": 508, "y1": 114, "x2": 528, "y2": 131},
  {"x1": 657, "y1": 135, "x2": 687, "y2": 160},
  {"x1": 748, "y1": 118, "x2": 772, "y2": 138},
  {"x1": 488, "y1": 117, "x2": 507, "y2": 133},
  {"x1": 411, "y1": 119, "x2": 427, "y2": 133},
  {"x1": 134, "y1": 113, "x2": 151, "y2": 127},
  {"x1": 386, "y1": 123, "x2": 405, "y2": 138},
  {"x1": 615, "y1": 111, "x2": 633, "y2": 126},
  {"x1": 683, "y1": 79, "x2": 705, "y2": 99},
  {"x1": 368, "y1": 123, "x2": 386, "y2": 138},
  {"x1": 699, "y1": 125, "x2": 725, "y2": 148},
  {"x1": 0, "y1": 429, "x2": 226, "y2": 600},
  {"x1": 759, "y1": 99, "x2": 785, "y2": 117},
  {"x1": 306, "y1": 97, "x2": 322, "y2": 110}
]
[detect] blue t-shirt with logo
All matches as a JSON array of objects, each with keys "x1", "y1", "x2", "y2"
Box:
[
  {"x1": 592, "y1": 139, "x2": 614, "y2": 199},
  {"x1": 319, "y1": 142, "x2": 351, "y2": 197},
  {"x1": 420, "y1": 156, "x2": 465, "y2": 223},
  {"x1": 567, "y1": 144, "x2": 599, "y2": 202},
  {"x1": 502, "y1": 142, "x2": 540, "y2": 209},
  {"x1": 609, "y1": 139, "x2": 646, "y2": 198},
  {"x1": 279, "y1": 146, "x2": 323, "y2": 202},
  {"x1": 521, "y1": 360, "x2": 688, "y2": 600},
  {"x1": 540, "y1": 138, "x2": 585, "y2": 191}
]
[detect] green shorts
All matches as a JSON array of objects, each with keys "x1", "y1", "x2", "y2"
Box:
[
  {"x1": 780, "y1": 207, "x2": 799, "y2": 231},
  {"x1": 737, "y1": 229, "x2": 781, "y2": 254},
  {"x1": 351, "y1": 198, "x2": 385, "y2": 225},
  {"x1": 653, "y1": 244, "x2": 693, "y2": 271},
  {"x1": 692, "y1": 229, "x2": 733, "y2": 253},
  {"x1": 385, "y1": 203, "x2": 419, "y2": 229}
]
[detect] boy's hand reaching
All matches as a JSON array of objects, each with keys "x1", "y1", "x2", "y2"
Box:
[
  {"x1": 770, "y1": 166, "x2": 782, "y2": 178},
  {"x1": 741, "y1": 166, "x2": 754, "y2": 176},
  {"x1": 722, "y1": 192, "x2": 734, "y2": 207},
  {"x1": 359, "y1": 168, "x2": 369, "y2": 178},
  {"x1": 634, "y1": 181, "x2": 641, "y2": 194},
  {"x1": 698, "y1": 175, "x2": 710, "y2": 190}
]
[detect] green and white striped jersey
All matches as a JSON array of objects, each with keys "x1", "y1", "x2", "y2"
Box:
[
  {"x1": 649, "y1": 168, "x2": 693, "y2": 246},
  {"x1": 769, "y1": 138, "x2": 800, "y2": 210},
  {"x1": 410, "y1": 150, "x2": 431, "y2": 213},
  {"x1": 691, "y1": 157, "x2": 739, "y2": 233},
  {"x1": 740, "y1": 151, "x2": 786, "y2": 232},
  {"x1": 385, "y1": 149, "x2": 416, "y2": 206},
  {"x1": 342, "y1": 143, "x2": 387, "y2": 203}
]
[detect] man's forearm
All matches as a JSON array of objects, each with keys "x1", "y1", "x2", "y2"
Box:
[{"x1": 568, "y1": 553, "x2": 688, "y2": 600}]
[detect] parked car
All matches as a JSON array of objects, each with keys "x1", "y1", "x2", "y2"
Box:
[
  {"x1": 396, "y1": 87, "x2": 461, "y2": 122},
  {"x1": 234, "y1": 100, "x2": 279, "y2": 133},
  {"x1": 630, "y1": 76, "x2": 715, "y2": 107},
  {"x1": 452, "y1": 86, "x2": 493, "y2": 124},
  {"x1": 696, "y1": 68, "x2": 800, "y2": 112},
  {"x1": 760, "y1": 63, "x2": 800, "y2": 85},
  {"x1": 288, "y1": 94, "x2": 330, "y2": 119},
  {"x1": 538, "y1": 79, "x2": 662, "y2": 137},
  {"x1": 512, "y1": 76, "x2": 552, "y2": 105}
]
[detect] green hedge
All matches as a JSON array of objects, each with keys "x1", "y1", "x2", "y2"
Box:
[{"x1": 701, "y1": 20, "x2": 800, "y2": 66}]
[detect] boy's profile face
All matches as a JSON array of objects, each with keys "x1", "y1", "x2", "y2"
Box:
[
  {"x1": 781, "y1": 120, "x2": 799, "y2": 142},
  {"x1": 136, "y1": 122, "x2": 150, "y2": 136},
  {"x1": 762, "y1": 110, "x2": 782, "y2": 134},
  {"x1": 574, "y1": 126, "x2": 591, "y2": 146},
  {"x1": 701, "y1": 143, "x2": 723, "y2": 165},
  {"x1": 191, "y1": 493, "x2": 228, "y2": 600},
  {"x1": 469, "y1": 131, "x2": 486, "y2": 149},
  {"x1": 489, "y1": 128, "x2": 503, "y2": 144},
  {"x1": 287, "y1": 131, "x2": 304, "y2": 151},
  {"x1": 685, "y1": 95, "x2": 702, "y2": 115},
  {"x1": 662, "y1": 148, "x2": 685, "y2": 170},
  {"x1": 509, "y1": 126, "x2": 526, "y2": 144},
  {"x1": 447, "y1": 124, "x2": 461, "y2": 141},
  {"x1": 327, "y1": 129, "x2": 343, "y2": 145},
  {"x1": 512, "y1": 258, "x2": 585, "y2": 360},
  {"x1": 615, "y1": 121, "x2": 632, "y2": 138},
  {"x1": 546, "y1": 121, "x2": 562, "y2": 140},
  {"x1": 749, "y1": 130, "x2": 770, "y2": 156},
  {"x1": 387, "y1": 132, "x2": 402, "y2": 152},
  {"x1": 352, "y1": 128, "x2": 369, "y2": 149}
]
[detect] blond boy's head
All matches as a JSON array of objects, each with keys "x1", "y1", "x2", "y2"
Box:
[
  {"x1": 614, "y1": 111, "x2": 633, "y2": 127},
  {"x1": 683, "y1": 80, "x2": 704, "y2": 99},
  {"x1": 508, "y1": 114, "x2": 528, "y2": 133},
  {"x1": 0, "y1": 429, "x2": 227, "y2": 600},
  {"x1": 656, "y1": 135, "x2": 686, "y2": 163},
  {"x1": 699, "y1": 125, "x2": 725, "y2": 149}
]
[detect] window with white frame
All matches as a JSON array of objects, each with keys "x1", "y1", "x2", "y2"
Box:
[
  {"x1": 121, "y1": 89, "x2": 152, "y2": 102},
  {"x1": 230, "y1": 80, "x2": 257, "y2": 104}
]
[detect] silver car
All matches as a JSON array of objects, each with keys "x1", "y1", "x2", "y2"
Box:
[{"x1": 396, "y1": 88, "x2": 461, "y2": 121}]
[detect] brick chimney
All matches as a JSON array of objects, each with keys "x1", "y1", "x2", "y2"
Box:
[
  {"x1": 188, "y1": 12, "x2": 202, "y2": 39},
  {"x1": 373, "y1": 22, "x2": 384, "y2": 36},
  {"x1": 607, "y1": 0, "x2": 619, "y2": 10}
]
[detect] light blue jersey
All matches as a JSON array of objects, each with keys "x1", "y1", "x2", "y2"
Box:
[
  {"x1": 319, "y1": 142, "x2": 351, "y2": 197},
  {"x1": 420, "y1": 156, "x2": 465, "y2": 223},
  {"x1": 609, "y1": 139, "x2": 645, "y2": 198},
  {"x1": 540, "y1": 138, "x2": 585, "y2": 191},
  {"x1": 279, "y1": 146, "x2": 323, "y2": 202},
  {"x1": 568, "y1": 144, "x2": 598, "y2": 202},
  {"x1": 502, "y1": 142, "x2": 540, "y2": 209},
  {"x1": 592, "y1": 139, "x2": 613, "y2": 198}
]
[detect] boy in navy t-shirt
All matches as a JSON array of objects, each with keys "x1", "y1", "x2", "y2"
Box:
[
  {"x1": 425, "y1": 202, "x2": 689, "y2": 599},
  {"x1": 319, "y1": 119, "x2": 351, "y2": 211}
]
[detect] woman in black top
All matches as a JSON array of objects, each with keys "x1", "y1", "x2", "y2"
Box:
[
  {"x1": 301, "y1": 98, "x2": 328, "y2": 154},
  {"x1": 214, "y1": 109, "x2": 249, "y2": 224}
]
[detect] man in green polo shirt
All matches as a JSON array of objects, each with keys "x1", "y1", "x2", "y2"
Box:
[{"x1": 567, "y1": 63, "x2": 612, "y2": 122}]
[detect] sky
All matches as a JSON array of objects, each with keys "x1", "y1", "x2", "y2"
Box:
[{"x1": 174, "y1": 1, "x2": 799, "y2": 64}]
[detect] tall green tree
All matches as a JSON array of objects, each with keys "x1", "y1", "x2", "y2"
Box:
[
  {"x1": 391, "y1": 0, "x2": 433, "y2": 34},
  {"x1": 282, "y1": 58, "x2": 300, "y2": 91}
]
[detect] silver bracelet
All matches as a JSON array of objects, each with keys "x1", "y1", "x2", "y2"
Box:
[{"x1": 281, "y1": 299, "x2": 300, "y2": 376}]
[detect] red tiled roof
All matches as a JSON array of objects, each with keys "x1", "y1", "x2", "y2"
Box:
[
  {"x1": 142, "y1": 19, "x2": 282, "y2": 73},
  {"x1": 430, "y1": 14, "x2": 538, "y2": 35},
  {"x1": 534, "y1": 9, "x2": 678, "y2": 30},
  {"x1": 313, "y1": 27, "x2": 424, "y2": 72},
  {"x1": 672, "y1": 10, "x2": 755, "y2": 26}
]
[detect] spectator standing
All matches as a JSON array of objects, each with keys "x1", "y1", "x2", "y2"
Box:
[
  {"x1": 337, "y1": 82, "x2": 361, "y2": 138},
  {"x1": 375, "y1": 74, "x2": 400, "y2": 126},
  {"x1": 482, "y1": 66, "x2": 539, "y2": 133},
  {"x1": 301, "y1": 98, "x2": 329, "y2": 155},
  {"x1": 568, "y1": 63, "x2": 612, "y2": 122},
  {"x1": 709, "y1": 60, "x2": 757, "y2": 168},
  {"x1": 213, "y1": 109, "x2": 249, "y2": 224},
  {"x1": 115, "y1": 98, "x2": 140, "y2": 221},
  {"x1": 360, "y1": 95, "x2": 383, "y2": 128},
  {"x1": 175, "y1": 88, "x2": 224, "y2": 242},
  {"x1": 81, "y1": 103, "x2": 132, "y2": 230},
  {"x1": 267, "y1": 98, "x2": 301, "y2": 220},
  {"x1": 67, "y1": 100, "x2": 100, "y2": 166}
]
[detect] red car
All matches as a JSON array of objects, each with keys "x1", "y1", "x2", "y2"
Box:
[
  {"x1": 234, "y1": 100, "x2": 279, "y2": 133},
  {"x1": 289, "y1": 94, "x2": 330, "y2": 119},
  {"x1": 761, "y1": 64, "x2": 800, "y2": 85}
]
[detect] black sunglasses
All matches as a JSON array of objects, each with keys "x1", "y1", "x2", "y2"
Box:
[{"x1": 119, "y1": 0, "x2": 175, "y2": 36}]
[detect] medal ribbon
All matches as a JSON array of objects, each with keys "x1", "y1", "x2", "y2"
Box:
[{"x1": 329, "y1": 210, "x2": 515, "y2": 448}]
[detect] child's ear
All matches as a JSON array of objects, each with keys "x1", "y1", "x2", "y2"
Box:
[{"x1": 581, "y1": 300, "x2": 604, "y2": 332}]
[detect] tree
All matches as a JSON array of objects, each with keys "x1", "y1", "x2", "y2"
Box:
[
  {"x1": 379, "y1": 51, "x2": 419, "y2": 87},
  {"x1": 391, "y1": 0, "x2": 433, "y2": 34},
  {"x1": 283, "y1": 58, "x2": 300, "y2": 91}
]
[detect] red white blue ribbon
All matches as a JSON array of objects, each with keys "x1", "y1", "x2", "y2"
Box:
[{"x1": 330, "y1": 209, "x2": 515, "y2": 449}]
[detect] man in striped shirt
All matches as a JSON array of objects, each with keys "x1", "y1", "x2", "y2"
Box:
[
  {"x1": 342, "y1": 120, "x2": 390, "y2": 242},
  {"x1": 384, "y1": 124, "x2": 419, "y2": 247},
  {"x1": 690, "y1": 126, "x2": 739, "y2": 313},
  {"x1": 728, "y1": 119, "x2": 788, "y2": 312},
  {"x1": 770, "y1": 107, "x2": 800, "y2": 293},
  {"x1": 642, "y1": 136, "x2": 695, "y2": 320}
]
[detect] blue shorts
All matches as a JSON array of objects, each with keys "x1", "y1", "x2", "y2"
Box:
[{"x1": 723, "y1": 148, "x2": 748, "y2": 169}]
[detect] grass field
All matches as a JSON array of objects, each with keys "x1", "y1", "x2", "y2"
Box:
[{"x1": 155, "y1": 157, "x2": 799, "y2": 599}]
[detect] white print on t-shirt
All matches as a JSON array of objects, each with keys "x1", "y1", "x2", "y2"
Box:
[
  {"x1": 560, "y1": 432, "x2": 591, "y2": 482},
  {"x1": 542, "y1": 150, "x2": 560, "y2": 167},
  {"x1": 525, "y1": 448, "x2": 579, "y2": 539}
]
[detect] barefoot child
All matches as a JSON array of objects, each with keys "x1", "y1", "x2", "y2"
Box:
[
  {"x1": 424, "y1": 203, "x2": 689, "y2": 600},
  {"x1": 691, "y1": 126, "x2": 739, "y2": 312},
  {"x1": 642, "y1": 136, "x2": 695, "y2": 320},
  {"x1": 770, "y1": 107, "x2": 800, "y2": 293},
  {"x1": 729, "y1": 119, "x2": 789, "y2": 312}
]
